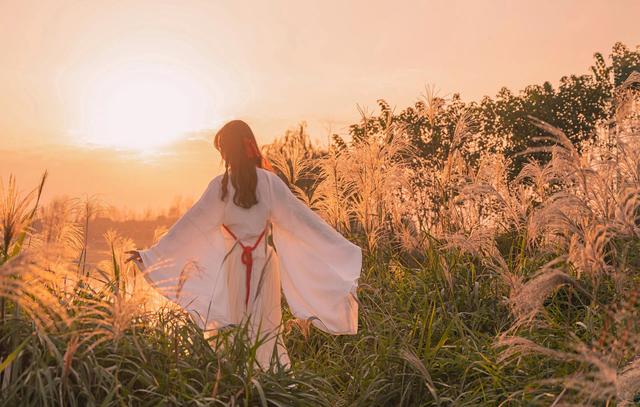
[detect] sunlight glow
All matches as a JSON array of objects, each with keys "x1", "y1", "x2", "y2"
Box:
[{"x1": 79, "y1": 63, "x2": 211, "y2": 151}]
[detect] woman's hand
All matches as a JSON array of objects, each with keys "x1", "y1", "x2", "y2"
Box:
[{"x1": 125, "y1": 250, "x2": 142, "y2": 265}]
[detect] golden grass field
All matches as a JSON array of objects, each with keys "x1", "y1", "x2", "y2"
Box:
[{"x1": 1, "y1": 50, "x2": 640, "y2": 406}]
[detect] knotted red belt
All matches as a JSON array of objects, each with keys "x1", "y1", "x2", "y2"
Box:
[{"x1": 222, "y1": 224, "x2": 267, "y2": 308}]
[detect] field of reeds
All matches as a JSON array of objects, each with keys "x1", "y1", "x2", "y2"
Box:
[{"x1": 1, "y1": 63, "x2": 640, "y2": 405}]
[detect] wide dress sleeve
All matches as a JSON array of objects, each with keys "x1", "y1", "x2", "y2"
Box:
[
  {"x1": 137, "y1": 176, "x2": 231, "y2": 330},
  {"x1": 268, "y1": 173, "x2": 361, "y2": 335}
]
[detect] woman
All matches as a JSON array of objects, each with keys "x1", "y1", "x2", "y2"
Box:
[{"x1": 126, "y1": 120, "x2": 361, "y2": 370}]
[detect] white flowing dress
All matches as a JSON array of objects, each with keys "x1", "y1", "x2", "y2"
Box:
[{"x1": 135, "y1": 168, "x2": 361, "y2": 369}]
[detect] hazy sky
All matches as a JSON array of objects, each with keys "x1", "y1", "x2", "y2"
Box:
[{"x1": 1, "y1": 0, "x2": 639, "y2": 210}]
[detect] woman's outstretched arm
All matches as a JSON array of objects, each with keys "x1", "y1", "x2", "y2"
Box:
[
  {"x1": 126, "y1": 176, "x2": 231, "y2": 323},
  {"x1": 267, "y1": 171, "x2": 361, "y2": 335},
  {"x1": 135, "y1": 176, "x2": 224, "y2": 270}
]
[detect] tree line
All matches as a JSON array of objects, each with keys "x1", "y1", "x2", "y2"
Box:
[{"x1": 342, "y1": 42, "x2": 640, "y2": 177}]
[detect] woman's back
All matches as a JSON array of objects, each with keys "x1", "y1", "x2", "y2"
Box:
[{"x1": 219, "y1": 167, "x2": 272, "y2": 241}]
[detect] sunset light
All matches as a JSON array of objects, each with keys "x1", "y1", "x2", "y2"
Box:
[
  {"x1": 78, "y1": 63, "x2": 211, "y2": 151},
  {"x1": 1, "y1": 1, "x2": 640, "y2": 403}
]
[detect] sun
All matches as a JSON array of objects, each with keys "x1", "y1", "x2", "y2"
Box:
[{"x1": 78, "y1": 63, "x2": 211, "y2": 151}]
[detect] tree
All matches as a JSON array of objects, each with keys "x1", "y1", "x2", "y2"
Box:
[{"x1": 347, "y1": 42, "x2": 640, "y2": 178}]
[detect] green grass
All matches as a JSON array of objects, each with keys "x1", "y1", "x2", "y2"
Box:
[{"x1": 0, "y1": 241, "x2": 609, "y2": 406}]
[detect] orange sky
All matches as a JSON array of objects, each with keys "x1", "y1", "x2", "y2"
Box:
[{"x1": 1, "y1": 0, "x2": 639, "y2": 211}]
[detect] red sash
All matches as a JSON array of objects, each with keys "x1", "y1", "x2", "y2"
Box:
[{"x1": 222, "y1": 224, "x2": 267, "y2": 308}]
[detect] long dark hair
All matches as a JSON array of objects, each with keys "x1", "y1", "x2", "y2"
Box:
[{"x1": 214, "y1": 120, "x2": 272, "y2": 208}]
